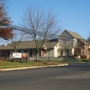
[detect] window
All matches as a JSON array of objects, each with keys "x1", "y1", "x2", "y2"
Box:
[
  {"x1": 66, "y1": 50, "x2": 71, "y2": 53},
  {"x1": 28, "y1": 50, "x2": 32, "y2": 57},
  {"x1": 81, "y1": 50, "x2": 84, "y2": 55},
  {"x1": 24, "y1": 50, "x2": 27, "y2": 53},
  {"x1": 61, "y1": 50, "x2": 63, "y2": 56},
  {"x1": 19, "y1": 50, "x2": 21, "y2": 52},
  {"x1": 67, "y1": 50, "x2": 69, "y2": 53}
]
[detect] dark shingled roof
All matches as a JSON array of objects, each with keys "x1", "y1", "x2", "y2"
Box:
[
  {"x1": 0, "y1": 41, "x2": 36, "y2": 50},
  {"x1": 0, "y1": 40, "x2": 58, "y2": 50},
  {"x1": 44, "y1": 42, "x2": 58, "y2": 49}
]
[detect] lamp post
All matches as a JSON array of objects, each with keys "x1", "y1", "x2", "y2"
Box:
[{"x1": 48, "y1": 40, "x2": 50, "y2": 61}]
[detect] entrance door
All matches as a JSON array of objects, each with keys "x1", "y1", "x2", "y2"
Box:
[
  {"x1": 61, "y1": 50, "x2": 63, "y2": 56},
  {"x1": 42, "y1": 50, "x2": 45, "y2": 57}
]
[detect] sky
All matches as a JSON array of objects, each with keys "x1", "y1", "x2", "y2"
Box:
[{"x1": 6, "y1": 0, "x2": 90, "y2": 40}]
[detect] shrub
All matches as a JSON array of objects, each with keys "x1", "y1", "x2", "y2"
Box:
[
  {"x1": 74, "y1": 53, "x2": 80, "y2": 56},
  {"x1": 81, "y1": 55, "x2": 87, "y2": 59}
]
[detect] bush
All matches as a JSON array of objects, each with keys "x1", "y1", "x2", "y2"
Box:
[
  {"x1": 81, "y1": 59, "x2": 90, "y2": 62},
  {"x1": 81, "y1": 55, "x2": 87, "y2": 59},
  {"x1": 67, "y1": 55, "x2": 76, "y2": 58},
  {"x1": 74, "y1": 53, "x2": 80, "y2": 56}
]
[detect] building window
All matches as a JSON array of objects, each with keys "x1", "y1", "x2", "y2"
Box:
[
  {"x1": 81, "y1": 50, "x2": 84, "y2": 55},
  {"x1": 61, "y1": 50, "x2": 63, "y2": 56},
  {"x1": 28, "y1": 50, "x2": 32, "y2": 57},
  {"x1": 66, "y1": 50, "x2": 71, "y2": 54},
  {"x1": 24, "y1": 50, "x2": 27, "y2": 53},
  {"x1": 19, "y1": 50, "x2": 21, "y2": 52},
  {"x1": 67, "y1": 50, "x2": 69, "y2": 53}
]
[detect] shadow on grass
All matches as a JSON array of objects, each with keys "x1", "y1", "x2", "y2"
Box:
[{"x1": 79, "y1": 59, "x2": 90, "y2": 62}]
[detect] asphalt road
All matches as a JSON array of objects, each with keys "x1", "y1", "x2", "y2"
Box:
[{"x1": 0, "y1": 64, "x2": 90, "y2": 90}]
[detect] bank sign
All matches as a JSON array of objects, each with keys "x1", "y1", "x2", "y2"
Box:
[
  {"x1": 13, "y1": 53, "x2": 22, "y2": 58},
  {"x1": 13, "y1": 53, "x2": 28, "y2": 58}
]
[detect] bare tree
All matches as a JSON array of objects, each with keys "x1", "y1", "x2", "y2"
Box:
[
  {"x1": 87, "y1": 33, "x2": 90, "y2": 44},
  {"x1": 59, "y1": 37, "x2": 74, "y2": 60},
  {"x1": 21, "y1": 7, "x2": 61, "y2": 60},
  {"x1": 7, "y1": 31, "x2": 28, "y2": 52}
]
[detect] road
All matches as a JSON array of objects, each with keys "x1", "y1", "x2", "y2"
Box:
[{"x1": 0, "y1": 64, "x2": 90, "y2": 90}]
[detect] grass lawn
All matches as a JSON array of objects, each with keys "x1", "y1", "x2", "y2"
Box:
[
  {"x1": 78, "y1": 59, "x2": 90, "y2": 62},
  {"x1": 0, "y1": 60, "x2": 65, "y2": 69},
  {"x1": 0, "y1": 59, "x2": 90, "y2": 69}
]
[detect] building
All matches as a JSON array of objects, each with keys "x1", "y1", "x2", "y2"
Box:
[
  {"x1": 0, "y1": 40, "x2": 59, "y2": 60},
  {"x1": 0, "y1": 30, "x2": 90, "y2": 60},
  {"x1": 58, "y1": 30, "x2": 90, "y2": 58}
]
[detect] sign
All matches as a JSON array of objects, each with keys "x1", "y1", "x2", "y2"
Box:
[
  {"x1": 13, "y1": 53, "x2": 22, "y2": 58},
  {"x1": 22, "y1": 53, "x2": 27, "y2": 58}
]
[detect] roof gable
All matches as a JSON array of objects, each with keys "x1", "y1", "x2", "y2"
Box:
[
  {"x1": 59, "y1": 30, "x2": 88, "y2": 44},
  {"x1": 65, "y1": 30, "x2": 84, "y2": 39},
  {"x1": 59, "y1": 30, "x2": 73, "y2": 39},
  {"x1": 59, "y1": 30, "x2": 84, "y2": 39}
]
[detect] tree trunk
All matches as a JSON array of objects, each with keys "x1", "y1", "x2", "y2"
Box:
[
  {"x1": 36, "y1": 49, "x2": 39, "y2": 61},
  {"x1": 14, "y1": 49, "x2": 16, "y2": 53},
  {"x1": 65, "y1": 49, "x2": 67, "y2": 60},
  {"x1": 13, "y1": 48, "x2": 17, "y2": 62}
]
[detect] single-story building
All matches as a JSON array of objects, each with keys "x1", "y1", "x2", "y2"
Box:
[{"x1": 0, "y1": 40, "x2": 60, "y2": 60}]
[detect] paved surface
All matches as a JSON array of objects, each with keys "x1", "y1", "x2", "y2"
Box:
[{"x1": 0, "y1": 63, "x2": 90, "y2": 90}]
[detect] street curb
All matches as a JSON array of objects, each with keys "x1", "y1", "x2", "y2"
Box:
[{"x1": 0, "y1": 63, "x2": 68, "y2": 71}]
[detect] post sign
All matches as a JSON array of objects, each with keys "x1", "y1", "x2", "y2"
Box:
[
  {"x1": 13, "y1": 53, "x2": 22, "y2": 58},
  {"x1": 22, "y1": 53, "x2": 27, "y2": 58}
]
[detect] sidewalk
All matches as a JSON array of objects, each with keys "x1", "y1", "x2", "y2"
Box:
[{"x1": 0, "y1": 63, "x2": 68, "y2": 71}]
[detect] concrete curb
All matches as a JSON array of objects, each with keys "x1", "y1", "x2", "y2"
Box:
[{"x1": 0, "y1": 63, "x2": 68, "y2": 71}]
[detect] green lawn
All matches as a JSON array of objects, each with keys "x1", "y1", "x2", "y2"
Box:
[
  {"x1": 0, "y1": 59, "x2": 90, "y2": 69},
  {"x1": 78, "y1": 59, "x2": 90, "y2": 62}
]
